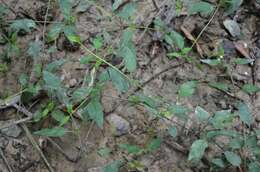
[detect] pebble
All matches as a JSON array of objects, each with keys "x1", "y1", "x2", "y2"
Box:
[
  {"x1": 0, "y1": 120, "x2": 22, "y2": 138},
  {"x1": 223, "y1": 19, "x2": 241, "y2": 37},
  {"x1": 106, "y1": 113, "x2": 130, "y2": 136}
]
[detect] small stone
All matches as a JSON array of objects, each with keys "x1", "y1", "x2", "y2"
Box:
[
  {"x1": 87, "y1": 167, "x2": 102, "y2": 172},
  {"x1": 223, "y1": 19, "x2": 241, "y2": 37},
  {"x1": 69, "y1": 78, "x2": 77, "y2": 87},
  {"x1": 0, "y1": 120, "x2": 22, "y2": 138},
  {"x1": 106, "y1": 113, "x2": 130, "y2": 136},
  {"x1": 219, "y1": 100, "x2": 227, "y2": 109},
  {"x1": 256, "y1": 115, "x2": 260, "y2": 122}
]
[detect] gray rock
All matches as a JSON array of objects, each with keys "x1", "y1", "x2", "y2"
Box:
[
  {"x1": 106, "y1": 114, "x2": 130, "y2": 136},
  {"x1": 223, "y1": 19, "x2": 241, "y2": 37},
  {"x1": 0, "y1": 120, "x2": 22, "y2": 138}
]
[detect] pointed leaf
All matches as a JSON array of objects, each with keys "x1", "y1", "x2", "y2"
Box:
[
  {"x1": 224, "y1": 151, "x2": 241, "y2": 166},
  {"x1": 188, "y1": 139, "x2": 208, "y2": 162},
  {"x1": 117, "y1": 29, "x2": 136, "y2": 72},
  {"x1": 103, "y1": 160, "x2": 122, "y2": 172},
  {"x1": 108, "y1": 68, "x2": 130, "y2": 92},
  {"x1": 195, "y1": 106, "x2": 210, "y2": 122},
  {"x1": 146, "y1": 138, "x2": 161, "y2": 152},
  {"x1": 10, "y1": 19, "x2": 36, "y2": 32},
  {"x1": 168, "y1": 126, "x2": 177, "y2": 137},
  {"x1": 242, "y1": 84, "x2": 260, "y2": 94},
  {"x1": 178, "y1": 81, "x2": 197, "y2": 97},
  {"x1": 188, "y1": 1, "x2": 215, "y2": 15},
  {"x1": 47, "y1": 23, "x2": 64, "y2": 42},
  {"x1": 85, "y1": 98, "x2": 104, "y2": 128},
  {"x1": 34, "y1": 127, "x2": 66, "y2": 137},
  {"x1": 43, "y1": 71, "x2": 61, "y2": 90},
  {"x1": 237, "y1": 102, "x2": 253, "y2": 126},
  {"x1": 119, "y1": 144, "x2": 142, "y2": 154}
]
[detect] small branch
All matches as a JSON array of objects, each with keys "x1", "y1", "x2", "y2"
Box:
[
  {"x1": 42, "y1": 0, "x2": 51, "y2": 41},
  {"x1": 0, "y1": 116, "x2": 31, "y2": 130},
  {"x1": 0, "y1": 148, "x2": 14, "y2": 172},
  {"x1": 20, "y1": 123, "x2": 54, "y2": 172},
  {"x1": 151, "y1": 0, "x2": 159, "y2": 11},
  {"x1": 190, "y1": 5, "x2": 220, "y2": 49}
]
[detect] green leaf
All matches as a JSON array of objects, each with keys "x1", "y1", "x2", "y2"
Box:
[
  {"x1": 201, "y1": 59, "x2": 221, "y2": 66},
  {"x1": 103, "y1": 160, "x2": 122, "y2": 172},
  {"x1": 229, "y1": 138, "x2": 243, "y2": 149},
  {"x1": 178, "y1": 81, "x2": 197, "y2": 97},
  {"x1": 146, "y1": 138, "x2": 161, "y2": 152},
  {"x1": 75, "y1": 0, "x2": 91, "y2": 13},
  {"x1": 43, "y1": 71, "x2": 61, "y2": 90},
  {"x1": 28, "y1": 41, "x2": 42, "y2": 58},
  {"x1": 167, "y1": 104, "x2": 188, "y2": 118},
  {"x1": 19, "y1": 73, "x2": 28, "y2": 87},
  {"x1": 211, "y1": 158, "x2": 225, "y2": 168},
  {"x1": 45, "y1": 59, "x2": 66, "y2": 72},
  {"x1": 0, "y1": 4, "x2": 8, "y2": 17},
  {"x1": 92, "y1": 36, "x2": 103, "y2": 50},
  {"x1": 63, "y1": 25, "x2": 80, "y2": 43},
  {"x1": 10, "y1": 19, "x2": 36, "y2": 32},
  {"x1": 195, "y1": 106, "x2": 210, "y2": 122},
  {"x1": 208, "y1": 82, "x2": 230, "y2": 92},
  {"x1": 248, "y1": 162, "x2": 260, "y2": 172},
  {"x1": 188, "y1": 1, "x2": 215, "y2": 16},
  {"x1": 119, "y1": 144, "x2": 142, "y2": 154},
  {"x1": 242, "y1": 84, "x2": 260, "y2": 94},
  {"x1": 47, "y1": 23, "x2": 64, "y2": 42},
  {"x1": 116, "y1": 2, "x2": 136, "y2": 20},
  {"x1": 255, "y1": 129, "x2": 260, "y2": 136},
  {"x1": 165, "y1": 31, "x2": 184, "y2": 49},
  {"x1": 80, "y1": 55, "x2": 95, "y2": 64},
  {"x1": 168, "y1": 126, "x2": 177, "y2": 137},
  {"x1": 244, "y1": 135, "x2": 257, "y2": 149},
  {"x1": 72, "y1": 87, "x2": 90, "y2": 102},
  {"x1": 99, "y1": 69, "x2": 110, "y2": 82},
  {"x1": 206, "y1": 130, "x2": 240, "y2": 139},
  {"x1": 117, "y1": 28, "x2": 136, "y2": 72},
  {"x1": 224, "y1": 151, "x2": 241, "y2": 166},
  {"x1": 237, "y1": 102, "x2": 253, "y2": 126},
  {"x1": 233, "y1": 58, "x2": 255, "y2": 65},
  {"x1": 210, "y1": 110, "x2": 233, "y2": 129},
  {"x1": 58, "y1": 0, "x2": 72, "y2": 20},
  {"x1": 188, "y1": 139, "x2": 208, "y2": 162},
  {"x1": 34, "y1": 127, "x2": 66, "y2": 137},
  {"x1": 224, "y1": 0, "x2": 243, "y2": 15},
  {"x1": 108, "y1": 68, "x2": 130, "y2": 92},
  {"x1": 85, "y1": 98, "x2": 104, "y2": 128},
  {"x1": 51, "y1": 110, "x2": 67, "y2": 123},
  {"x1": 97, "y1": 147, "x2": 111, "y2": 157},
  {"x1": 112, "y1": 0, "x2": 124, "y2": 11}
]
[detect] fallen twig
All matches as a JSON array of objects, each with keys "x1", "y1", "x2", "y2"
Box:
[
  {"x1": 20, "y1": 123, "x2": 55, "y2": 172},
  {"x1": 0, "y1": 147, "x2": 14, "y2": 172}
]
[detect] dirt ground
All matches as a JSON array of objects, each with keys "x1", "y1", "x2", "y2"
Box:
[{"x1": 0, "y1": 0, "x2": 259, "y2": 172}]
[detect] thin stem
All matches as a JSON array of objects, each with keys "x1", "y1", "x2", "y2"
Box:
[{"x1": 190, "y1": 5, "x2": 220, "y2": 49}]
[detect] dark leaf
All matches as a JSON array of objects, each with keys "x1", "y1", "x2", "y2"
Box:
[
  {"x1": 34, "y1": 127, "x2": 66, "y2": 137},
  {"x1": 224, "y1": 151, "x2": 241, "y2": 166}
]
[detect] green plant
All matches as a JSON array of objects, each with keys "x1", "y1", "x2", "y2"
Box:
[{"x1": 0, "y1": 0, "x2": 258, "y2": 171}]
